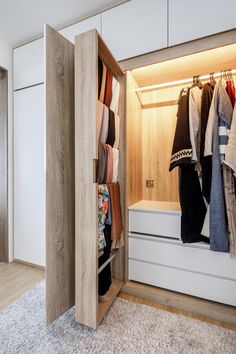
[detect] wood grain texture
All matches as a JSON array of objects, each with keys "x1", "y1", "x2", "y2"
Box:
[
  {"x1": 45, "y1": 25, "x2": 75, "y2": 325},
  {"x1": 121, "y1": 29, "x2": 236, "y2": 72},
  {"x1": 0, "y1": 70, "x2": 8, "y2": 263},
  {"x1": 126, "y1": 72, "x2": 143, "y2": 207},
  {"x1": 75, "y1": 29, "x2": 98, "y2": 329},
  {"x1": 142, "y1": 92, "x2": 179, "y2": 202},
  {"x1": 131, "y1": 43, "x2": 236, "y2": 88},
  {"x1": 98, "y1": 279, "x2": 123, "y2": 324},
  {"x1": 75, "y1": 30, "x2": 125, "y2": 328},
  {"x1": 0, "y1": 262, "x2": 45, "y2": 310},
  {"x1": 121, "y1": 281, "x2": 236, "y2": 331}
]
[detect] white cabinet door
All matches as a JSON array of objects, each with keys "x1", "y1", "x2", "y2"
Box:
[
  {"x1": 102, "y1": 0, "x2": 168, "y2": 61},
  {"x1": 14, "y1": 84, "x2": 45, "y2": 267},
  {"x1": 169, "y1": 0, "x2": 236, "y2": 46},
  {"x1": 13, "y1": 38, "x2": 44, "y2": 90},
  {"x1": 60, "y1": 14, "x2": 101, "y2": 43}
]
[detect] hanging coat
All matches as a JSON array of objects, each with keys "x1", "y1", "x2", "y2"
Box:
[{"x1": 208, "y1": 80, "x2": 233, "y2": 252}]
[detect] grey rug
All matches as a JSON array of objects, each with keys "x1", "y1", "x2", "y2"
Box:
[{"x1": 0, "y1": 282, "x2": 236, "y2": 354}]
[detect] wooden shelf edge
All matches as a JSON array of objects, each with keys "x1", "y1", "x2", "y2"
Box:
[{"x1": 98, "y1": 279, "x2": 124, "y2": 324}]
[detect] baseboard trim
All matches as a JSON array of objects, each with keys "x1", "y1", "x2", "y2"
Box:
[
  {"x1": 14, "y1": 258, "x2": 46, "y2": 270},
  {"x1": 122, "y1": 281, "x2": 236, "y2": 328}
]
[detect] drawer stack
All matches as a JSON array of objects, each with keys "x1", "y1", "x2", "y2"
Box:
[{"x1": 128, "y1": 200, "x2": 236, "y2": 306}]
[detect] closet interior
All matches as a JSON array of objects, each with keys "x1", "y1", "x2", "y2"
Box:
[
  {"x1": 45, "y1": 26, "x2": 236, "y2": 330},
  {"x1": 0, "y1": 67, "x2": 8, "y2": 263},
  {"x1": 126, "y1": 43, "x2": 236, "y2": 306}
]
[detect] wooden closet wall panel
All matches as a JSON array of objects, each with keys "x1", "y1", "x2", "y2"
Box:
[
  {"x1": 45, "y1": 25, "x2": 75, "y2": 325},
  {"x1": 142, "y1": 105, "x2": 179, "y2": 202},
  {"x1": 126, "y1": 72, "x2": 143, "y2": 207},
  {"x1": 0, "y1": 70, "x2": 8, "y2": 262},
  {"x1": 75, "y1": 30, "x2": 98, "y2": 329}
]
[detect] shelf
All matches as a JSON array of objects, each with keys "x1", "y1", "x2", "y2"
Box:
[
  {"x1": 128, "y1": 200, "x2": 181, "y2": 214},
  {"x1": 98, "y1": 279, "x2": 123, "y2": 324}
]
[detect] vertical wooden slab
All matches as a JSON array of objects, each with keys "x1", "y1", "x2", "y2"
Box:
[
  {"x1": 75, "y1": 30, "x2": 98, "y2": 329},
  {"x1": 0, "y1": 70, "x2": 8, "y2": 262},
  {"x1": 126, "y1": 71, "x2": 143, "y2": 206},
  {"x1": 45, "y1": 25, "x2": 75, "y2": 325}
]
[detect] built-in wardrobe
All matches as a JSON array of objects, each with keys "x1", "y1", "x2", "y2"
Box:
[
  {"x1": 125, "y1": 43, "x2": 236, "y2": 307},
  {"x1": 45, "y1": 25, "x2": 236, "y2": 329},
  {"x1": 0, "y1": 68, "x2": 8, "y2": 263}
]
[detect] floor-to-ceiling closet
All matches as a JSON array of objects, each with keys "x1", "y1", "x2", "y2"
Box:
[
  {"x1": 125, "y1": 39, "x2": 236, "y2": 307},
  {"x1": 44, "y1": 27, "x2": 236, "y2": 331}
]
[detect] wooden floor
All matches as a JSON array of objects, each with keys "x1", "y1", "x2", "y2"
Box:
[
  {"x1": 120, "y1": 281, "x2": 236, "y2": 331},
  {"x1": 0, "y1": 261, "x2": 45, "y2": 310},
  {"x1": 0, "y1": 262, "x2": 235, "y2": 332}
]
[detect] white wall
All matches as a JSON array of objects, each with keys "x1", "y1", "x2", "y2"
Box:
[{"x1": 0, "y1": 39, "x2": 13, "y2": 261}]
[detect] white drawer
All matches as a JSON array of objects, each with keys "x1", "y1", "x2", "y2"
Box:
[
  {"x1": 129, "y1": 235, "x2": 236, "y2": 280},
  {"x1": 129, "y1": 259, "x2": 236, "y2": 306},
  {"x1": 129, "y1": 210, "x2": 181, "y2": 239}
]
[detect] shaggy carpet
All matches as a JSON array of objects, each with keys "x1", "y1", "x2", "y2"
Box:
[{"x1": 0, "y1": 282, "x2": 236, "y2": 354}]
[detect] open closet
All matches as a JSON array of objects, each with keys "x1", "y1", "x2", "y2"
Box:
[
  {"x1": 45, "y1": 25, "x2": 236, "y2": 330},
  {"x1": 126, "y1": 43, "x2": 236, "y2": 307},
  {"x1": 0, "y1": 67, "x2": 8, "y2": 263}
]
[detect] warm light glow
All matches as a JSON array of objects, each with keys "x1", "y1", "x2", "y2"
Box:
[{"x1": 136, "y1": 69, "x2": 236, "y2": 92}]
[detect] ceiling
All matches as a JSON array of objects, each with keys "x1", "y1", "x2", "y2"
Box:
[{"x1": 0, "y1": 0, "x2": 127, "y2": 47}]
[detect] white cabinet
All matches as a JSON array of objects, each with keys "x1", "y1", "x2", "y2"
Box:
[
  {"x1": 102, "y1": 0, "x2": 168, "y2": 61},
  {"x1": 14, "y1": 84, "x2": 45, "y2": 267},
  {"x1": 60, "y1": 14, "x2": 101, "y2": 43},
  {"x1": 128, "y1": 201, "x2": 236, "y2": 306},
  {"x1": 13, "y1": 38, "x2": 44, "y2": 90},
  {"x1": 169, "y1": 0, "x2": 236, "y2": 46},
  {"x1": 129, "y1": 200, "x2": 181, "y2": 239}
]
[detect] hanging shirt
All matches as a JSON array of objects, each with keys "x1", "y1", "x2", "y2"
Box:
[
  {"x1": 200, "y1": 82, "x2": 215, "y2": 203},
  {"x1": 98, "y1": 184, "x2": 109, "y2": 252},
  {"x1": 169, "y1": 88, "x2": 192, "y2": 171},
  {"x1": 110, "y1": 77, "x2": 120, "y2": 114},
  {"x1": 112, "y1": 148, "x2": 119, "y2": 183},
  {"x1": 99, "y1": 105, "x2": 109, "y2": 144},
  {"x1": 209, "y1": 80, "x2": 233, "y2": 252},
  {"x1": 189, "y1": 86, "x2": 202, "y2": 164},
  {"x1": 113, "y1": 114, "x2": 120, "y2": 149},
  {"x1": 226, "y1": 80, "x2": 235, "y2": 107},
  {"x1": 224, "y1": 104, "x2": 236, "y2": 258},
  {"x1": 99, "y1": 63, "x2": 107, "y2": 104}
]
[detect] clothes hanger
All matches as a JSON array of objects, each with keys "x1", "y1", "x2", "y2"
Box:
[
  {"x1": 191, "y1": 75, "x2": 203, "y2": 89},
  {"x1": 209, "y1": 72, "x2": 216, "y2": 86}
]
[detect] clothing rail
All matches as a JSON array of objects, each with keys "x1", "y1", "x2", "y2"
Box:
[{"x1": 136, "y1": 69, "x2": 236, "y2": 92}]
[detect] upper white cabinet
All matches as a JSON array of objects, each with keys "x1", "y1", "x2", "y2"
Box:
[
  {"x1": 60, "y1": 14, "x2": 101, "y2": 43},
  {"x1": 102, "y1": 0, "x2": 168, "y2": 61},
  {"x1": 13, "y1": 15, "x2": 101, "y2": 90},
  {"x1": 169, "y1": 0, "x2": 236, "y2": 46},
  {"x1": 13, "y1": 38, "x2": 44, "y2": 90}
]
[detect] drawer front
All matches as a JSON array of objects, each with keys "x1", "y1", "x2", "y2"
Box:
[
  {"x1": 129, "y1": 259, "x2": 236, "y2": 306},
  {"x1": 129, "y1": 236, "x2": 236, "y2": 280},
  {"x1": 129, "y1": 210, "x2": 181, "y2": 239}
]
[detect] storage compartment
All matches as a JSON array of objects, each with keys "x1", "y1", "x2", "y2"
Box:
[
  {"x1": 129, "y1": 258, "x2": 236, "y2": 306},
  {"x1": 129, "y1": 235, "x2": 236, "y2": 280},
  {"x1": 129, "y1": 200, "x2": 180, "y2": 239},
  {"x1": 126, "y1": 42, "x2": 236, "y2": 306}
]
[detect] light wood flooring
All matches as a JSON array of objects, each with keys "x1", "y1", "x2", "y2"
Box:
[
  {"x1": 0, "y1": 261, "x2": 44, "y2": 310},
  {"x1": 0, "y1": 262, "x2": 235, "y2": 331}
]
